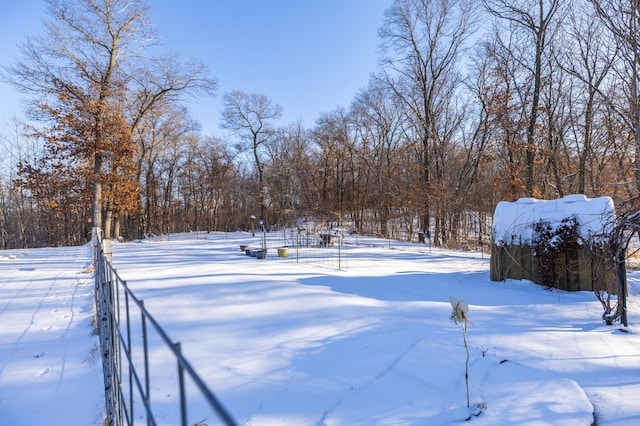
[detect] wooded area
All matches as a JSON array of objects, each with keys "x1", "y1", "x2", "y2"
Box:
[{"x1": 0, "y1": 0, "x2": 638, "y2": 249}]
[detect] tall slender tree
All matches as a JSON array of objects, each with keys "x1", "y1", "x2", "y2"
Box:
[
  {"x1": 221, "y1": 90, "x2": 282, "y2": 223},
  {"x1": 589, "y1": 0, "x2": 640, "y2": 194},
  {"x1": 378, "y1": 0, "x2": 478, "y2": 242},
  {"x1": 482, "y1": 0, "x2": 562, "y2": 197},
  {"x1": 560, "y1": 4, "x2": 616, "y2": 195}
]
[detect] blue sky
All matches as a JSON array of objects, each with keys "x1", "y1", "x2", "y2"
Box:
[{"x1": 0, "y1": 0, "x2": 393, "y2": 135}]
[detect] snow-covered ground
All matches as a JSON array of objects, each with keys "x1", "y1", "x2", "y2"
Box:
[
  {"x1": 2, "y1": 231, "x2": 640, "y2": 425},
  {"x1": 0, "y1": 245, "x2": 104, "y2": 425}
]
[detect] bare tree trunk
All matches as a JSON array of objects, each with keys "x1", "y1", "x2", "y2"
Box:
[
  {"x1": 93, "y1": 153, "x2": 103, "y2": 232},
  {"x1": 379, "y1": 0, "x2": 477, "y2": 246},
  {"x1": 483, "y1": 0, "x2": 561, "y2": 197}
]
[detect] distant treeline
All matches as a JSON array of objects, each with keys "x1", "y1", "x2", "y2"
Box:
[{"x1": 0, "y1": 0, "x2": 638, "y2": 249}]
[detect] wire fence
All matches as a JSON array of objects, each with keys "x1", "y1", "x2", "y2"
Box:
[
  {"x1": 92, "y1": 229, "x2": 237, "y2": 426},
  {"x1": 242, "y1": 227, "x2": 348, "y2": 271}
]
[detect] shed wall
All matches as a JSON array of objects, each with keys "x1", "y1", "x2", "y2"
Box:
[{"x1": 490, "y1": 243, "x2": 616, "y2": 292}]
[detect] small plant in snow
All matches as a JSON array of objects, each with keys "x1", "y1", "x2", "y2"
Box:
[{"x1": 450, "y1": 296, "x2": 473, "y2": 408}]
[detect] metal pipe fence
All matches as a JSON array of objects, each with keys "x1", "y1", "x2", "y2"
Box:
[{"x1": 92, "y1": 230, "x2": 236, "y2": 426}]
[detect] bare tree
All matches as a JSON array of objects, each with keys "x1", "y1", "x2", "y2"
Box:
[
  {"x1": 482, "y1": 0, "x2": 562, "y2": 197},
  {"x1": 378, "y1": 0, "x2": 479, "y2": 243},
  {"x1": 266, "y1": 121, "x2": 315, "y2": 227},
  {"x1": 559, "y1": 3, "x2": 617, "y2": 195},
  {"x1": 351, "y1": 78, "x2": 409, "y2": 237},
  {"x1": 589, "y1": 196, "x2": 640, "y2": 326},
  {"x1": 311, "y1": 107, "x2": 357, "y2": 228},
  {"x1": 588, "y1": 0, "x2": 640, "y2": 195},
  {"x1": 0, "y1": 118, "x2": 43, "y2": 248},
  {"x1": 221, "y1": 90, "x2": 282, "y2": 223},
  {"x1": 132, "y1": 103, "x2": 199, "y2": 237}
]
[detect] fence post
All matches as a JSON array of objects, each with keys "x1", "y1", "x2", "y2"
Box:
[
  {"x1": 619, "y1": 248, "x2": 628, "y2": 327},
  {"x1": 103, "y1": 238, "x2": 112, "y2": 263},
  {"x1": 140, "y1": 300, "x2": 152, "y2": 426},
  {"x1": 175, "y1": 342, "x2": 188, "y2": 426},
  {"x1": 94, "y1": 231, "x2": 118, "y2": 425},
  {"x1": 338, "y1": 235, "x2": 342, "y2": 271},
  {"x1": 125, "y1": 290, "x2": 134, "y2": 425}
]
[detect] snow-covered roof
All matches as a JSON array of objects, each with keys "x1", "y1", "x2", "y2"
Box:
[{"x1": 492, "y1": 194, "x2": 615, "y2": 245}]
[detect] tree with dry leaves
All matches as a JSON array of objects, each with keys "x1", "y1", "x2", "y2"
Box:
[
  {"x1": 3, "y1": 0, "x2": 215, "y2": 241},
  {"x1": 482, "y1": 0, "x2": 562, "y2": 197}
]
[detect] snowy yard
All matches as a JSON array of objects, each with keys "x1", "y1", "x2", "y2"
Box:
[
  {"x1": 0, "y1": 245, "x2": 104, "y2": 424},
  {"x1": 2, "y1": 231, "x2": 640, "y2": 425}
]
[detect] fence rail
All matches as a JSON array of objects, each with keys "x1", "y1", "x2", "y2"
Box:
[{"x1": 92, "y1": 230, "x2": 236, "y2": 426}]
